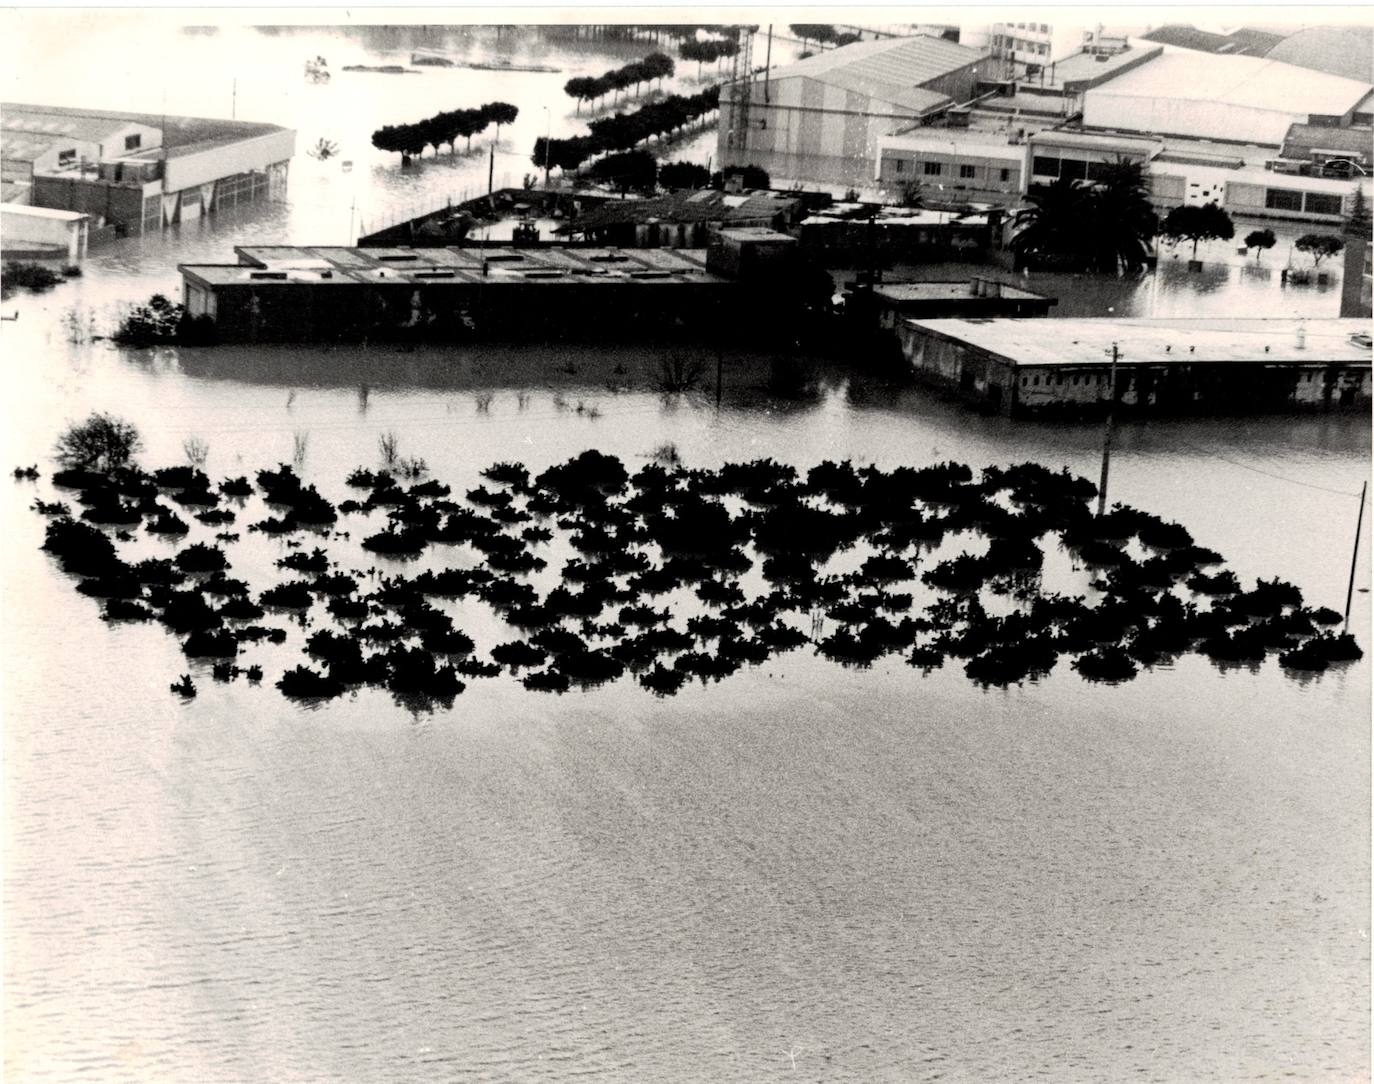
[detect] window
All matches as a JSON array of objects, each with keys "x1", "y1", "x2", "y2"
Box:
[
  {"x1": 1000, "y1": 168, "x2": 1011, "y2": 182},
  {"x1": 894, "y1": 158, "x2": 906, "y2": 173},
  {"x1": 1059, "y1": 158, "x2": 1087, "y2": 181},
  {"x1": 959, "y1": 164, "x2": 976, "y2": 179},
  {"x1": 1032, "y1": 375, "x2": 1040, "y2": 386},
  {"x1": 124, "y1": 133, "x2": 141, "y2": 151},
  {"x1": 1265, "y1": 188, "x2": 1303, "y2": 212},
  {"x1": 57, "y1": 148, "x2": 76, "y2": 166},
  {"x1": 1085, "y1": 160, "x2": 1108, "y2": 182},
  {"x1": 1304, "y1": 192, "x2": 1342, "y2": 216},
  {"x1": 1032, "y1": 155, "x2": 1060, "y2": 178},
  {"x1": 923, "y1": 161, "x2": 942, "y2": 176},
  {"x1": 1040, "y1": 23, "x2": 1050, "y2": 33}
]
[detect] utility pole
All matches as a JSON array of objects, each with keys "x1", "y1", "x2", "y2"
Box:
[
  {"x1": 488, "y1": 140, "x2": 495, "y2": 195},
  {"x1": 1096, "y1": 341, "x2": 1121, "y2": 518},
  {"x1": 1345, "y1": 478, "x2": 1367, "y2": 630},
  {"x1": 542, "y1": 105, "x2": 551, "y2": 188},
  {"x1": 764, "y1": 25, "x2": 773, "y2": 104}
]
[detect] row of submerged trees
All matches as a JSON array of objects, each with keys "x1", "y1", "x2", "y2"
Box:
[
  {"x1": 678, "y1": 36, "x2": 740, "y2": 78},
  {"x1": 1010, "y1": 161, "x2": 1346, "y2": 273},
  {"x1": 563, "y1": 52, "x2": 676, "y2": 114},
  {"x1": 372, "y1": 101, "x2": 519, "y2": 165},
  {"x1": 532, "y1": 86, "x2": 721, "y2": 182},
  {"x1": 788, "y1": 24, "x2": 863, "y2": 50}
]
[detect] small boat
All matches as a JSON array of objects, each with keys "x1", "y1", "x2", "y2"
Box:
[
  {"x1": 304, "y1": 56, "x2": 331, "y2": 83},
  {"x1": 410, "y1": 52, "x2": 455, "y2": 67},
  {"x1": 465, "y1": 60, "x2": 563, "y2": 73}
]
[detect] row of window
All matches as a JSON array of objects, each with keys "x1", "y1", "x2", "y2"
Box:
[
  {"x1": 1020, "y1": 372, "x2": 1110, "y2": 388},
  {"x1": 1031, "y1": 155, "x2": 1122, "y2": 181},
  {"x1": 1264, "y1": 188, "x2": 1344, "y2": 216},
  {"x1": 891, "y1": 158, "x2": 1014, "y2": 183}
]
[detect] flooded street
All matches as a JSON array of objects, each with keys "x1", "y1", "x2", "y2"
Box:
[{"x1": 3, "y1": 19, "x2": 1371, "y2": 1084}]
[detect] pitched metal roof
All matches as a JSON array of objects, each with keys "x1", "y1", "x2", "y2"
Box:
[
  {"x1": 1085, "y1": 52, "x2": 1373, "y2": 117},
  {"x1": 767, "y1": 35, "x2": 982, "y2": 113},
  {"x1": 1265, "y1": 25, "x2": 1374, "y2": 84}
]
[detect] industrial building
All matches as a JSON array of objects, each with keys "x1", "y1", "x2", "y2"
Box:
[
  {"x1": 2, "y1": 103, "x2": 294, "y2": 240},
  {"x1": 179, "y1": 244, "x2": 739, "y2": 343},
  {"x1": 897, "y1": 317, "x2": 1372, "y2": 415},
  {"x1": 1080, "y1": 53, "x2": 1373, "y2": 146},
  {"x1": 876, "y1": 132, "x2": 1028, "y2": 203},
  {"x1": 846, "y1": 277, "x2": 1056, "y2": 328},
  {"x1": 1263, "y1": 25, "x2": 1374, "y2": 86},
  {"x1": 718, "y1": 35, "x2": 990, "y2": 187}
]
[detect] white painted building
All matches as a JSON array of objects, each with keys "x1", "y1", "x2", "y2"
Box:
[
  {"x1": 1082, "y1": 52, "x2": 1374, "y2": 146},
  {"x1": 1, "y1": 203, "x2": 89, "y2": 262}
]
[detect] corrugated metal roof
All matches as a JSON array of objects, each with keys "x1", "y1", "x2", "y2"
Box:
[
  {"x1": 1265, "y1": 25, "x2": 1374, "y2": 84},
  {"x1": 1, "y1": 107, "x2": 151, "y2": 144},
  {"x1": 0, "y1": 135, "x2": 57, "y2": 161},
  {"x1": 1085, "y1": 52, "x2": 1373, "y2": 117},
  {"x1": 767, "y1": 34, "x2": 981, "y2": 113}
]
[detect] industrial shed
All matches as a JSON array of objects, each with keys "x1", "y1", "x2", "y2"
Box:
[
  {"x1": 718, "y1": 35, "x2": 989, "y2": 187},
  {"x1": 1082, "y1": 53, "x2": 1374, "y2": 146}
]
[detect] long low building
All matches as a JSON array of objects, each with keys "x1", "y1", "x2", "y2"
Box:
[
  {"x1": 180, "y1": 244, "x2": 740, "y2": 343},
  {"x1": 897, "y1": 316, "x2": 1372, "y2": 415},
  {"x1": 3, "y1": 102, "x2": 294, "y2": 239}
]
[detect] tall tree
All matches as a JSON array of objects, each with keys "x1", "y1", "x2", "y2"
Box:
[
  {"x1": 482, "y1": 102, "x2": 519, "y2": 143},
  {"x1": 1295, "y1": 233, "x2": 1345, "y2": 267},
  {"x1": 1081, "y1": 158, "x2": 1158, "y2": 272},
  {"x1": 1010, "y1": 177, "x2": 1091, "y2": 269}
]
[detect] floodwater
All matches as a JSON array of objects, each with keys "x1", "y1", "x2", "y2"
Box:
[{"x1": 3, "y1": 18, "x2": 1372, "y2": 1084}]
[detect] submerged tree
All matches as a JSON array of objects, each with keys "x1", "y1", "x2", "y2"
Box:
[
  {"x1": 1012, "y1": 160, "x2": 1158, "y2": 273},
  {"x1": 54, "y1": 412, "x2": 143, "y2": 471},
  {"x1": 1244, "y1": 227, "x2": 1276, "y2": 263},
  {"x1": 1160, "y1": 202, "x2": 1234, "y2": 261},
  {"x1": 1295, "y1": 233, "x2": 1345, "y2": 268}
]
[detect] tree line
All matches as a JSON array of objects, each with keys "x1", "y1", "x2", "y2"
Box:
[
  {"x1": 678, "y1": 36, "x2": 740, "y2": 78},
  {"x1": 563, "y1": 53, "x2": 676, "y2": 114},
  {"x1": 788, "y1": 24, "x2": 863, "y2": 50},
  {"x1": 372, "y1": 101, "x2": 519, "y2": 164},
  {"x1": 532, "y1": 86, "x2": 720, "y2": 180}
]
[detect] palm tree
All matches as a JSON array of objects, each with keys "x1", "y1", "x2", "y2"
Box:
[
  {"x1": 1010, "y1": 177, "x2": 1090, "y2": 271},
  {"x1": 1081, "y1": 158, "x2": 1158, "y2": 273}
]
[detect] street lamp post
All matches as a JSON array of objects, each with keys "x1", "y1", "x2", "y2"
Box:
[{"x1": 542, "y1": 105, "x2": 551, "y2": 188}]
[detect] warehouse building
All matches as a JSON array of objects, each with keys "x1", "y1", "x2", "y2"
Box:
[
  {"x1": 1080, "y1": 53, "x2": 1374, "y2": 146},
  {"x1": 718, "y1": 35, "x2": 989, "y2": 188},
  {"x1": 897, "y1": 317, "x2": 1372, "y2": 415},
  {"x1": 876, "y1": 131, "x2": 1028, "y2": 203},
  {"x1": 2, "y1": 103, "x2": 294, "y2": 240}
]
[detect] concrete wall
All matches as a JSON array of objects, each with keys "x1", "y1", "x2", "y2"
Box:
[
  {"x1": 0, "y1": 205, "x2": 88, "y2": 262},
  {"x1": 721, "y1": 75, "x2": 929, "y2": 186},
  {"x1": 878, "y1": 143, "x2": 1025, "y2": 202},
  {"x1": 162, "y1": 129, "x2": 296, "y2": 193},
  {"x1": 1082, "y1": 92, "x2": 1301, "y2": 146},
  {"x1": 29, "y1": 174, "x2": 159, "y2": 235}
]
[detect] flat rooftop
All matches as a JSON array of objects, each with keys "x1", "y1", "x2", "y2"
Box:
[
  {"x1": 905, "y1": 317, "x2": 1373, "y2": 367},
  {"x1": 876, "y1": 281, "x2": 1051, "y2": 303},
  {"x1": 180, "y1": 245, "x2": 724, "y2": 288},
  {"x1": 880, "y1": 132, "x2": 1028, "y2": 162},
  {"x1": 1035, "y1": 45, "x2": 1164, "y2": 90}
]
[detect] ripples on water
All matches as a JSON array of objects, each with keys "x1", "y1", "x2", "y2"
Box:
[{"x1": 2, "y1": 18, "x2": 1371, "y2": 1084}]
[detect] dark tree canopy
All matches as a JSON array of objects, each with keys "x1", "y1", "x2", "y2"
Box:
[
  {"x1": 1295, "y1": 233, "x2": 1344, "y2": 267},
  {"x1": 1011, "y1": 159, "x2": 1158, "y2": 273},
  {"x1": 1161, "y1": 202, "x2": 1235, "y2": 259},
  {"x1": 1244, "y1": 228, "x2": 1276, "y2": 256},
  {"x1": 589, "y1": 150, "x2": 658, "y2": 194},
  {"x1": 659, "y1": 160, "x2": 712, "y2": 190}
]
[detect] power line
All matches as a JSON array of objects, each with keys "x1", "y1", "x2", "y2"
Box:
[{"x1": 1168, "y1": 439, "x2": 1366, "y2": 497}]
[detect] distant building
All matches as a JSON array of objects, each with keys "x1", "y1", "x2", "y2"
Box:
[
  {"x1": 898, "y1": 317, "x2": 1372, "y2": 415},
  {"x1": 1081, "y1": 53, "x2": 1373, "y2": 146},
  {"x1": 2, "y1": 103, "x2": 295, "y2": 241},
  {"x1": 718, "y1": 35, "x2": 989, "y2": 188},
  {"x1": 1264, "y1": 25, "x2": 1374, "y2": 85},
  {"x1": 847, "y1": 277, "x2": 1056, "y2": 328},
  {"x1": 958, "y1": 19, "x2": 1089, "y2": 77},
  {"x1": 556, "y1": 189, "x2": 805, "y2": 247},
  {"x1": 1138, "y1": 24, "x2": 1283, "y2": 56}
]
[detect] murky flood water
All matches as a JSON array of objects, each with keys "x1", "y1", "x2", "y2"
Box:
[{"x1": 3, "y1": 19, "x2": 1371, "y2": 1084}]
